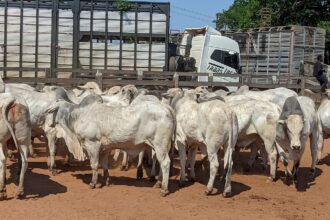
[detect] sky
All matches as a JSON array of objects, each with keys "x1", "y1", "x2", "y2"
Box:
[{"x1": 136, "y1": 0, "x2": 234, "y2": 31}]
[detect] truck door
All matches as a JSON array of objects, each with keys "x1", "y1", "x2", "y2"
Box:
[{"x1": 204, "y1": 48, "x2": 240, "y2": 91}]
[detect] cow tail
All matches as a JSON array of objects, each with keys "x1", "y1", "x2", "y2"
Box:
[
  {"x1": 224, "y1": 112, "x2": 238, "y2": 172},
  {"x1": 2, "y1": 98, "x2": 19, "y2": 151}
]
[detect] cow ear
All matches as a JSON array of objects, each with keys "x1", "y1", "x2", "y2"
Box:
[
  {"x1": 278, "y1": 119, "x2": 286, "y2": 124},
  {"x1": 161, "y1": 92, "x2": 170, "y2": 99}
]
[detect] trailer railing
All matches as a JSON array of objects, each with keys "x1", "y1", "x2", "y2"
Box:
[{"x1": 0, "y1": 67, "x2": 322, "y2": 92}]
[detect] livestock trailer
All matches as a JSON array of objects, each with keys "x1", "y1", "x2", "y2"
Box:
[
  {"x1": 0, "y1": 0, "x2": 170, "y2": 78},
  {"x1": 221, "y1": 26, "x2": 326, "y2": 84}
]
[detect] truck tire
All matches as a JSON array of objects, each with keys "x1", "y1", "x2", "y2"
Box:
[{"x1": 169, "y1": 56, "x2": 177, "y2": 72}]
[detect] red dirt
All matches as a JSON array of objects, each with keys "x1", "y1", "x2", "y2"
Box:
[{"x1": 1, "y1": 140, "x2": 330, "y2": 220}]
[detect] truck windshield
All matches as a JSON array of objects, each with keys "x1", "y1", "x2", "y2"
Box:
[{"x1": 210, "y1": 50, "x2": 239, "y2": 70}]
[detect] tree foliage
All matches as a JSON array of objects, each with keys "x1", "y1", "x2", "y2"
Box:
[
  {"x1": 216, "y1": 0, "x2": 330, "y2": 63},
  {"x1": 216, "y1": 0, "x2": 329, "y2": 29}
]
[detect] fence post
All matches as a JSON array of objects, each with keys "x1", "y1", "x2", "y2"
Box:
[
  {"x1": 137, "y1": 69, "x2": 143, "y2": 80},
  {"x1": 301, "y1": 76, "x2": 305, "y2": 92},
  {"x1": 208, "y1": 72, "x2": 213, "y2": 88},
  {"x1": 96, "y1": 69, "x2": 103, "y2": 90},
  {"x1": 174, "y1": 72, "x2": 179, "y2": 88}
]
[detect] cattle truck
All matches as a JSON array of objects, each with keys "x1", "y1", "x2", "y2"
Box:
[{"x1": 0, "y1": 0, "x2": 241, "y2": 90}]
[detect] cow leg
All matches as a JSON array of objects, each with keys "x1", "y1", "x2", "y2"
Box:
[
  {"x1": 316, "y1": 120, "x2": 324, "y2": 164},
  {"x1": 177, "y1": 141, "x2": 188, "y2": 187},
  {"x1": 113, "y1": 149, "x2": 121, "y2": 161},
  {"x1": 46, "y1": 130, "x2": 57, "y2": 175},
  {"x1": 222, "y1": 144, "x2": 234, "y2": 197},
  {"x1": 136, "y1": 150, "x2": 144, "y2": 180},
  {"x1": 149, "y1": 149, "x2": 157, "y2": 182},
  {"x1": 310, "y1": 131, "x2": 320, "y2": 178},
  {"x1": 200, "y1": 146, "x2": 209, "y2": 173},
  {"x1": 29, "y1": 142, "x2": 36, "y2": 158},
  {"x1": 187, "y1": 146, "x2": 197, "y2": 182},
  {"x1": 247, "y1": 144, "x2": 259, "y2": 169},
  {"x1": 16, "y1": 143, "x2": 28, "y2": 198},
  {"x1": 275, "y1": 143, "x2": 291, "y2": 177},
  {"x1": 205, "y1": 150, "x2": 219, "y2": 196},
  {"x1": 264, "y1": 140, "x2": 277, "y2": 181},
  {"x1": 292, "y1": 160, "x2": 300, "y2": 186},
  {"x1": 120, "y1": 151, "x2": 129, "y2": 171},
  {"x1": 0, "y1": 143, "x2": 7, "y2": 201},
  {"x1": 99, "y1": 151, "x2": 110, "y2": 187},
  {"x1": 154, "y1": 149, "x2": 170, "y2": 197},
  {"x1": 85, "y1": 141, "x2": 100, "y2": 189}
]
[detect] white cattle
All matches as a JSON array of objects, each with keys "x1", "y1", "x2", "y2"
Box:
[
  {"x1": 276, "y1": 96, "x2": 321, "y2": 185},
  {"x1": 0, "y1": 93, "x2": 31, "y2": 200},
  {"x1": 315, "y1": 94, "x2": 330, "y2": 162},
  {"x1": 197, "y1": 89, "x2": 281, "y2": 180},
  {"x1": 162, "y1": 88, "x2": 238, "y2": 197},
  {"x1": 233, "y1": 86, "x2": 298, "y2": 108},
  {"x1": 105, "y1": 85, "x2": 160, "y2": 180},
  {"x1": 5, "y1": 83, "x2": 71, "y2": 174},
  {"x1": 47, "y1": 94, "x2": 175, "y2": 196}
]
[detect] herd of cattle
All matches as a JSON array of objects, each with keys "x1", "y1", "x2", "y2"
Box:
[{"x1": 1, "y1": 77, "x2": 330, "y2": 200}]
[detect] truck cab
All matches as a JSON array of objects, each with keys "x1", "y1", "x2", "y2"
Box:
[{"x1": 177, "y1": 26, "x2": 241, "y2": 91}]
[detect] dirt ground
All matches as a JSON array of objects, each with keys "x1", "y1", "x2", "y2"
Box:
[{"x1": 1, "y1": 140, "x2": 330, "y2": 220}]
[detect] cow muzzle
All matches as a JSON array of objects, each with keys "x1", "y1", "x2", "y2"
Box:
[{"x1": 292, "y1": 145, "x2": 301, "y2": 151}]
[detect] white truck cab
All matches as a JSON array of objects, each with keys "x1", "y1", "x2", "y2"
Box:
[{"x1": 179, "y1": 26, "x2": 241, "y2": 91}]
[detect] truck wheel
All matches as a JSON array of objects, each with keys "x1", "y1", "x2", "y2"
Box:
[{"x1": 169, "y1": 56, "x2": 177, "y2": 71}]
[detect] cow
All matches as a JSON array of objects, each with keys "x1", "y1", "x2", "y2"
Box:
[
  {"x1": 0, "y1": 93, "x2": 31, "y2": 200},
  {"x1": 5, "y1": 83, "x2": 72, "y2": 174},
  {"x1": 162, "y1": 88, "x2": 238, "y2": 197},
  {"x1": 276, "y1": 96, "x2": 320, "y2": 185},
  {"x1": 46, "y1": 94, "x2": 175, "y2": 196},
  {"x1": 196, "y1": 88, "x2": 281, "y2": 180},
  {"x1": 232, "y1": 86, "x2": 298, "y2": 108},
  {"x1": 314, "y1": 92, "x2": 330, "y2": 163}
]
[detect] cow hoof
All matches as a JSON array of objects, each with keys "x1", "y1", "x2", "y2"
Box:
[
  {"x1": 136, "y1": 169, "x2": 143, "y2": 180},
  {"x1": 104, "y1": 177, "x2": 111, "y2": 187},
  {"x1": 204, "y1": 188, "x2": 212, "y2": 196},
  {"x1": 15, "y1": 190, "x2": 25, "y2": 199},
  {"x1": 153, "y1": 181, "x2": 162, "y2": 189},
  {"x1": 243, "y1": 166, "x2": 252, "y2": 173},
  {"x1": 0, "y1": 190, "x2": 7, "y2": 201},
  {"x1": 160, "y1": 189, "x2": 169, "y2": 197},
  {"x1": 51, "y1": 170, "x2": 58, "y2": 176},
  {"x1": 178, "y1": 181, "x2": 187, "y2": 188},
  {"x1": 89, "y1": 183, "x2": 96, "y2": 189},
  {"x1": 222, "y1": 191, "x2": 232, "y2": 198},
  {"x1": 310, "y1": 169, "x2": 316, "y2": 179},
  {"x1": 266, "y1": 177, "x2": 275, "y2": 183},
  {"x1": 149, "y1": 176, "x2": 156, "y2": 182},
  {"x1": 188, "y1": 176, "x2": 195, "y2": 183}
]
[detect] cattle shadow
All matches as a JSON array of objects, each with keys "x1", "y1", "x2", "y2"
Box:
[
  {"x1": 318, "y1": 153, "x2": 330, "y2": 166},
  {"x1": 278, "y1": 167, "x2": 322, "y2": 192},
  {"x1": 7, "y1": 162, "x2": 67, "y2": 199},
  {"x1": 72, "y1": 172, "x2": 160, "y2": 189},
  {"x1": 170, "y1": 158, "x2": 251, "y2": 197}
]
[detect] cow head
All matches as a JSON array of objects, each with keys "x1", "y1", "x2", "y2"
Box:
[
  {"x1": 78, "y1": 82, "x2": 103, "y2": 95},
  {"x1": 279, "y1": 114, "x2": 304, "y2": 151},
  {"x1": 161, "y1": 88, "x2": 182, "y2": 105},
  {"x1": 106, "y1": 86, "x2": 122, "y2": 96},
  {"x1": 120, "y1": 85, "x2": 138, "y2": 104}
]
